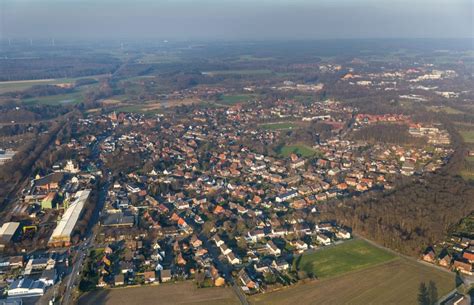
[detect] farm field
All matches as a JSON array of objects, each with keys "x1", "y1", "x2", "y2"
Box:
[
  {"x1": 250, "y1": 258, "x2": 455, "y2": 305},
  {"x1": 0, "y1": 75, "x2": 103, "y2": 94},
  {"x1": 259, "y1": 122, "x2": 297, "y2": 130},
  {"x1": 294, "y1": 239, "x2": 396, "y2": 279},
  {"x1": 278, "y1": 144, "x2": 321, "y2": 158},
  {"x1": 78, "y1": 281, "x2": 240, "y2": 305}
]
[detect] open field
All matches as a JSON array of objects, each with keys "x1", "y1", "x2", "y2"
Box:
[
  {"x1": 22, "y1": 92, "x2": 84, "y2": 105},
  {"x1": 78, "y1": 281, "x2": 240, "y2": 305},
  {"x1": 0, "y1": 75, "x2": 104, "y2": 94},
  {"x1": 426, "y1": 106, "x2": 464, "y2": 115},
  {"x1": 114, "y1": 98, "x2": 201, "y2": 114},
  {"x1": 278, "y1": 144, "x2": 321, "y2": 158},
  {"x1": 460, "y1": 170, "x2": 474, "y2": 181},
  {"x1": 218, "y1": 94, "x2": 258, "y2": 105},
  {"x1": 295, "y1": 239, "x2": 396, "y2": 279},
  {"x1": 251, "y1": 258, "x2": 455, "y2": 305},
  {"x1": 459, "y1": 130, "x2": 474, "y2": 144},
  {"x1": 203, "y1": 69, "x2": 272, "y2": 76},
  {"x1": 259, "y1": 122, "x2": 297, "y2": 130}
]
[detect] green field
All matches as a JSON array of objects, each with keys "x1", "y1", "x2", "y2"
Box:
[
  {"x1": 427, "y1": 106, "x2": 464, "y2": 115},
  {"x1": 460, "y1": 130, "x2": 474, "y2": 144},
  {"x1": 259, "y1": 122, "x2": 297, "y2": 130},
  {"x1": 278, "y1": 144, "x2": 321, "y2": 158},
  {"x1": 22, "y1": 91, "x2": 84, "y2": 105},
  {"x1": 295, "y1": 239, "x2": 396, "y2": 279},
  {"x1": 251, "y1": 258, "x2": 455, "y2": 305},
  {"x1": 218, "y1": 94, "x2": 257, "y2": 105}
]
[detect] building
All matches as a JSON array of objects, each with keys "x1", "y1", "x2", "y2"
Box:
[
  {"x1": 7, "y1": 278, "x2": 46, "y2": 298},
  {"x1": 48, "y1": 189, "x2": 91, "y2": 247},
  {"x1": 0, "y1": 222, "x2": 20, "y2": 247},
  {"x1": 0, "y1": 149, "x2": 15, "y2": 165}
]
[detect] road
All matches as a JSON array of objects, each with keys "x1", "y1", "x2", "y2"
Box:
[
  {"x1": 201, "y1": 235, "x2": 249, "y2": 305},
  {"x1": 61, "y1": 175, "x2": 110, "y2": 305}
]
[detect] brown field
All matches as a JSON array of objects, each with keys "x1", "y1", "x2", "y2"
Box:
[
  {"x1": 250, "y1": 258, "x2": 455, "y2": 305},
  {"x1": 78, "y1": 281, "x2": 240, "y2": 305}
]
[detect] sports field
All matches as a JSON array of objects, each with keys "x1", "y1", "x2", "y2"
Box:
[
  {"x1": 218, "y1": 94, "x2": 258, "y2": 105},
  {"x1": 78, "y1": 281, "x2": 239, "y2": 305},
  {"x1": 259, "y1": 122, "x2": 297, "y2": 130}
]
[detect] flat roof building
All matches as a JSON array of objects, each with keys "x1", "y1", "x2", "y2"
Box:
[
  {"x1": 0, "y1": 222, "x2": 20, "y2": 246},
  {"x1": 48, "y1": 189, "x2": 90, "y2": 247},
  {"x1": 7, "y1": 278, "x2": 45, "y2": 298}
]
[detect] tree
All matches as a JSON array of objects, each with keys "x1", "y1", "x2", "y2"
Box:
[
  {"x1": 428, "y1": 281, "x2": 438, "y2": 305},
  {"x1": 418, "y1": 282, "x2": 430, "y2": 305}
]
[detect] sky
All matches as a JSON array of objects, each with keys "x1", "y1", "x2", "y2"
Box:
[{"x1": 0, "y1": 0, "x2": 473, "y2": 41}]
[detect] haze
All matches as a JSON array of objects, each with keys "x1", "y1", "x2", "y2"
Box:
[{"x1": 1, "y1": 0, "x2": 473, "y2": 41}]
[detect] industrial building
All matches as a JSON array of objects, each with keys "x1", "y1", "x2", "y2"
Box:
[
  {"x1": 7, "y1": 278, "x2": 46, "y2": 298},
  {"x1": 0, "y1": 222, "x2": 20, "y2": 247},
  {"x1": 48, "y1": 189, "x2": 91, "y2": 247}
]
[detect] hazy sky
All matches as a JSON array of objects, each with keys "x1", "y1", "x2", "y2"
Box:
[{"x1": 1, "y1": 0, "x2": 473, "y2": 40}]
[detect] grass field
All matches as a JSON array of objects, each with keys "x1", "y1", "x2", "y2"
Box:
[
  {"x1": 0, "y1": 75, "x2": 103, "y2": 94},
  {"x1": 250, "y1": 258, "x2": 455, "y2": 305},
  {"x1": 459, "y1": 130, "x2": 474, "y2": 144},
  {"x1": 426, "y1": 106, "x2": 464, "y2": 115},
  {"x1": 22, "y1": 92, "x2": 84, "y2": 105},
  {"x1": 78, "y1": 281, "x2": 239, "y2": 305},
  {"x1": 295, "y1": 239, "x2": 396, "y2": 279},
  {"x1": 218, "y1": 94, "x2": 257, "y2": 105},
  {"x1": 278, "y1": 144, "x2": 321, "y2": 158},
  {"x1": 259, "y1": 122, "x2": 297, "y2": 130},
  {"x1": 203, "y1": 69, "x2": 272, "y2": 76}
]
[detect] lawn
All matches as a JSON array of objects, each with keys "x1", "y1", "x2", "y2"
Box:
[
  {"x1": 259, "y1": 122, "x2": 297, "y2": 130},
  {"x1": 459, "y1": 130, "x2": 474, "y2": 144},
  {"x1": 79, "y1": 281, "x2": 239, "y2": 305},
  {"x1": 295, "y1": 239, "x2": 396, "y2": 279},
  {"x1": 278, "y1": 144, "x2": 321, "y2": 158},
  {"x1": 251, "y1": 258, "x2": 455, "y2": 305}
]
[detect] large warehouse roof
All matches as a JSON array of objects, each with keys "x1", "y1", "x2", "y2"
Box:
[
  {"x1": 49, "y1": 189, "x2": 91, "y2": 243},
  {"x1": 0, "y1": 222, "x2": 20, "y2": 244}
]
